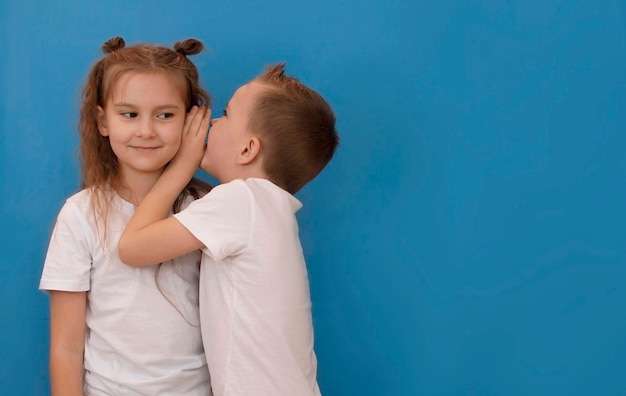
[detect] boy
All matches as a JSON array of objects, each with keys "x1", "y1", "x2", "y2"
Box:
[{"x1": 119, "y1": 64, "x2": 339, "y2": 396}]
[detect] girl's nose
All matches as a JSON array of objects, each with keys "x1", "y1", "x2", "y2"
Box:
[{"x1": 136, "y1": 117, "x2": 154, "y2": 137}]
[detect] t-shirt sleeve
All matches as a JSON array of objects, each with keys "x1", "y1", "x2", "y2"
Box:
[
  {"x1": 39, "y1": 201, "x2": 93, "y2": 292},
  {"x1": 174, "y1": 181, "x2": 251, "y2": 261}
]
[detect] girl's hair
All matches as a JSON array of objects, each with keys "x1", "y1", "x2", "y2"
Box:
[
  {"x1": 79, "y1": 36, "x2": 212, "y2": 224},
  {"x1": 249, "y1": 64, "x2": 339, "y2": 194}
]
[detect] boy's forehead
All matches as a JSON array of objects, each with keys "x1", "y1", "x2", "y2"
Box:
[{"x1": 231, "y1": 81, "x2": 270, "y2": 109}]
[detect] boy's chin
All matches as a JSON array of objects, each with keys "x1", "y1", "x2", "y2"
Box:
[{"x1": 198, "y1": 162, "x2": 215, "y2": 178}]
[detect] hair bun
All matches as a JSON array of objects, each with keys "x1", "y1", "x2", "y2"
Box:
[
  {"x1": 174, "y1": 38, "x2": 204, "y2": 56},
  {"x1": 102, "y1": 37, "x2": 125, "y2": 54}
]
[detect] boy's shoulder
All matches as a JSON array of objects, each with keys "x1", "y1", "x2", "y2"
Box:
[
  {"x1": 214, "y1": 178, "x2": 294, "y2": 199},
  {"x1": 213, "y1": 178, "x2": 302, "y2": 212}
]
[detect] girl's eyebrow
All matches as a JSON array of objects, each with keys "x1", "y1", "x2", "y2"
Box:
[
  {"x1": 112, "y1": 103, "x2": 183, "y2": 110},
  {"x1": 154, "y1": 104, "x2": 184, "y2": 111}
]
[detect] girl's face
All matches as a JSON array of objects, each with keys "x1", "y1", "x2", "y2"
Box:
[{"x1": 97, "y1": 71, "x2": 186, "y2": 184}]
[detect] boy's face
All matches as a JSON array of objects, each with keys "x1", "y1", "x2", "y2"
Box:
[{"x1": 201, "y1": 80, "x2": 268, "y2": 182}]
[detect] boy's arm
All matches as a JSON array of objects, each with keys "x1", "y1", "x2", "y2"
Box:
[
  {"x1": 49, "y1": 291, "x2": 86, "y2": 396},
  {"x1": 118, "y1": 106, "x2": 211, "y2": 267}
]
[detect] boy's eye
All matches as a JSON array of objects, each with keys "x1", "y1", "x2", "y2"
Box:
[
  {"x1": 121, "y1": 112, "x2": 138, "y2": 118},
  {"x1": 157, "y1": 113, "x2": 174, "y2": 120},
  {"x1": 222, "y1": 109, "x2": 227, "y2": 117}
]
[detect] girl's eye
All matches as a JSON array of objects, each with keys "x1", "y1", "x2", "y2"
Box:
[
  {"x1": 121, "y1": 112, "x2": 138, "y2": 118},
  {"x1": 222, "y1": 109, "x2": 227, "y2": 117},
  {"x1": 157, "y1": 113, "x2": 174, "y2": 120}
]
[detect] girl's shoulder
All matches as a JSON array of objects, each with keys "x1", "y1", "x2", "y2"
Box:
[
  {"x1": 65, "y1": 188, "x2": 93, "y2": 203},
  {"x1": 61, "y1": 188, "x2": 95, "y2": 213},
  {"x1": 61, "y1": 187, "x2": 130, "y2": 222}
]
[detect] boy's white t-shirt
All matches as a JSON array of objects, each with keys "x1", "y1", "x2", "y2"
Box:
[
  {"x1": 175, "y1": 178, "x2": 321, "y2": 396},
  {"x1": 39, "y1": 189, "x2": 211, "y2": 396}
]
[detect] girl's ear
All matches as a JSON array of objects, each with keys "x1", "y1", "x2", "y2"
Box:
[
  {"x1": 97, "y1": 106, "x2": 109, "y2": 137},
  {"x1": 237, "y1": 136, "x2": 261, "y2": 165}
]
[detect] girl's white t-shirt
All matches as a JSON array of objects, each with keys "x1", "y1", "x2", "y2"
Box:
[{"x1": 40, "y1": 189, "x2": 211, "y2": 395}]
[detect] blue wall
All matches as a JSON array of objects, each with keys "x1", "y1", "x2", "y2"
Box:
[{"x1": 2, "y1": 1, "x2": 625, "y2": 394}]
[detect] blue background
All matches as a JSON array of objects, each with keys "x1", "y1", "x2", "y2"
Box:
[{"x1": 2, "y1": 1, "x2": 625, "y2": 395}]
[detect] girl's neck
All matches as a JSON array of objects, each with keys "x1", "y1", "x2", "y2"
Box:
[{"x1": 113, "y1": 169, "x2": 163, "y2": 206}]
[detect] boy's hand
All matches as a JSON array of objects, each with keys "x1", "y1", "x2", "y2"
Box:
[{"x1": 168, "y1": 105, "x2": 212, "y2": 174}]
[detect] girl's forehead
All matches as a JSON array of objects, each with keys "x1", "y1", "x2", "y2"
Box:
[{"x1": 107, "y1": 71, "x2": 186, "y2": 104}]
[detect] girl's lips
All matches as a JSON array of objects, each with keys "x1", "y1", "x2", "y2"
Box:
[{"x1": 131, "y1": 146, "x2": 160, "y2": 150}]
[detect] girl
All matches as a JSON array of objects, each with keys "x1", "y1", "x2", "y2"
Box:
[{"x1": 39, "y1": 37, "x2": 213, "y2": 395}]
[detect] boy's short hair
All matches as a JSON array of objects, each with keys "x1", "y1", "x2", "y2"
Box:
[{"x1": 249, "y1": 64, "x2": 339, "y2": 194}]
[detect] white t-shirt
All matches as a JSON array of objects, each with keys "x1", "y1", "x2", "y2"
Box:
[
  {"x1": 40, "y1": 189, "x2": 211, "y2": 395},
  {"x1": 175, "y1": 178, "x2": 321, "y2": 396}
]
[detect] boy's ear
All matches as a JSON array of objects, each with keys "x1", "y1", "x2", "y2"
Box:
[
  {"x1": 96, "y1": 106, "x2": 109, "y2": 137},
  {"x1": 237, "y1": 136, "x2": 261, "y2": 165}
]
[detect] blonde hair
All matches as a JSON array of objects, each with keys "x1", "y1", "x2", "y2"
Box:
[{"x1": 250, "y1": 64, "x2": 339, "y2": 194}]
